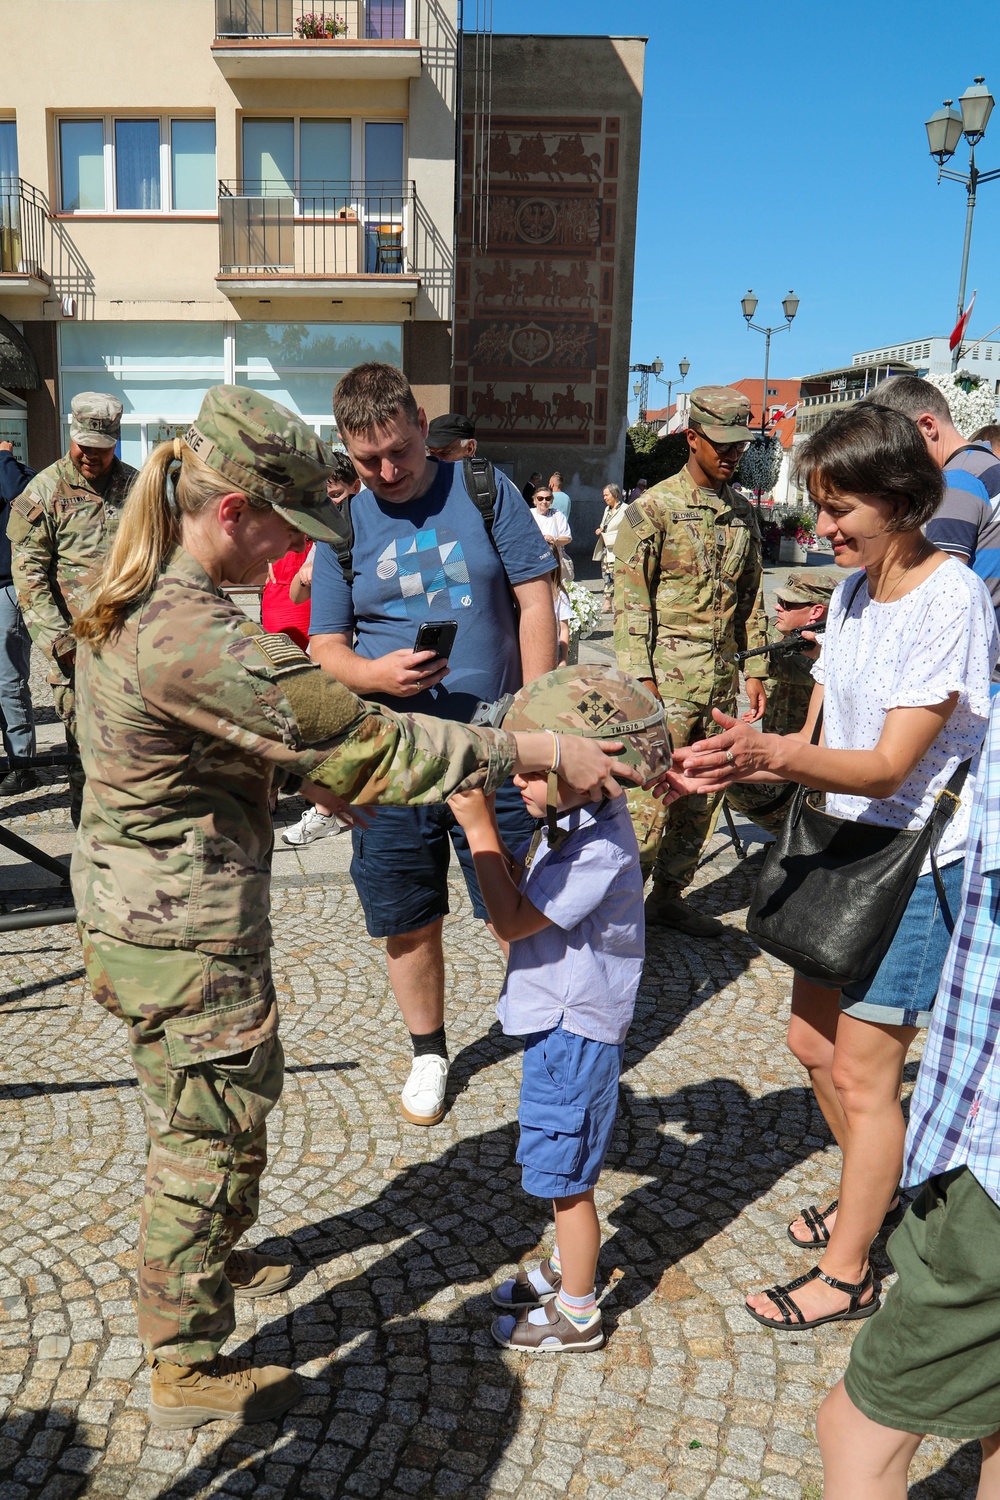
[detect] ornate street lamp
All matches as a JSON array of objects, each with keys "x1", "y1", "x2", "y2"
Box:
[
  {"x1": 925, "y1": 77, "x2": 1000, "y2": 368},
  {"x1": 741, "y1": 291, "x2": 799, "y2": 435}
]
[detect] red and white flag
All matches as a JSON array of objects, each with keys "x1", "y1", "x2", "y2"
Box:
[{"x1": 950, "y1": 289, "x2": 977, "y2": 352}]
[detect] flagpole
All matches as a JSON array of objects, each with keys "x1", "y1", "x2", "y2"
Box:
[{"x1": 953, "y1": 164, "x2": 978, "y2": 370}]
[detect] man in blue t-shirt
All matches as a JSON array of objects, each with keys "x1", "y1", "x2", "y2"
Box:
[
  {"x1": 309, "y1": 364, "x2": 558, "y2": 1126},
  {"x1": 876, "y1": 375, "x2": 1000, "y2": 685}
]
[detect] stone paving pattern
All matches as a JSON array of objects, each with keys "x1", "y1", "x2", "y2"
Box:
[{"x1": 0, "y1": 571, "x2": 985, "y2": 1498}]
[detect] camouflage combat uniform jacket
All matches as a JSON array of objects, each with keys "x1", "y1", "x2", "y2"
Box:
[
  {"x1": 612, "y1": 466, "x2": 769, "y2": 706},
  {"x1": 72, "y1": 547, "x2": 516, "y2": 955},
  {"x1": 7, "y1": 454, "x2": 137, "y2": 710}
]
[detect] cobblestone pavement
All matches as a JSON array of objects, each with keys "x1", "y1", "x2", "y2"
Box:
[{"x1": 0, "y1": 577, "x2": 984, "y2": 1499}]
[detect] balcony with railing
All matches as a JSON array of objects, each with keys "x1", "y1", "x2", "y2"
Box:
[
  {"x1": 213, "y1": 1, "x2": 420, "y2": 78},
  {"x1": 0, "y1": 180, "x2": 51, "y2": 298},
  {"x1": 217, "y1": 180, "x2": 421, "y2": 298}
]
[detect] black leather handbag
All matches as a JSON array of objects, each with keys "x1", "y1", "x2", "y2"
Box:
[{"x1": 745, "y1": 721, "x2": 968, "y2": 989}]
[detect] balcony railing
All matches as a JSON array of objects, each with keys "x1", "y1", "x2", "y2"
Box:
[
  {"x1": 215, "y1": 0, "x2": 410, "y2": 39},
  {"x1": 0, "y1": 179, "x2": 48, "y2": 279},
  {"x1": 218, "y1": 180, "x2": 416, "y2": 279}
]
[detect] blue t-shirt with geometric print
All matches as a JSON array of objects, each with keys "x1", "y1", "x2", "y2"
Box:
[{"x1": 310, "y1": 459, "x2": 555, "y2": 722}]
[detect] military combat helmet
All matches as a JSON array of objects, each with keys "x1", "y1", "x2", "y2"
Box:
[
  {"x1": 500, "y1": 665, "x2": 672, "y2": 843},
  {"x1": 185, "y1": 386, "x2": 341, "y2": 544}
]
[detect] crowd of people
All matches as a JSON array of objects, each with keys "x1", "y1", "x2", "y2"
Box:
[{"x1": 5, "y1": 365, "x2": 1000, "y2": 1494}]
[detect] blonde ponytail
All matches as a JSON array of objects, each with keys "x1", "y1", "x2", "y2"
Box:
[{"x1": 75, "y1": 439, "x2": 234, "y2": 649}]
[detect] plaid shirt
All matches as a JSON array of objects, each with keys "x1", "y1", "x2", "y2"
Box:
[{"x1": 905, "y1": 698, "x2": 1000, "y2": 1207}]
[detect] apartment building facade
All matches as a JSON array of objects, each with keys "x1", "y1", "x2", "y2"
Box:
[{"x1": 0, "y1": 0, "x2": 458, "y2": 467}]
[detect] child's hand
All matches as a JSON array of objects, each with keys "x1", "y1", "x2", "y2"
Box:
[{"x1": 448, "y1": 788, "x2": 493, "y2": 831}]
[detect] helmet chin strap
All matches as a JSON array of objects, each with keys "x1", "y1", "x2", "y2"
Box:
[{"x1": 546, "y1": 769, "x2": 569, "y2": 848}]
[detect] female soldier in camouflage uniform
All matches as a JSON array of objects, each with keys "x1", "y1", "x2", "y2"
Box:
[{"x1": 72, "y1": 386, "x2": 635, "y2": 1430}]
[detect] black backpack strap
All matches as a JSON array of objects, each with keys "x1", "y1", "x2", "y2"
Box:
[
  {"x1": 463, "y1": 456, "x2": 499, "y2": 545},
  {"x1": 326, "y1": 490, "x2": 356, "y2": 587}
]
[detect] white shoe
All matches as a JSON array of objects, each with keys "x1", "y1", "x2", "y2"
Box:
[
  {"x1": 400, "y1": 1055, "x2": 449, "y2": 1125},
  {"x1": 281, "y1": 806, "x2": 346, "y2": 846}
]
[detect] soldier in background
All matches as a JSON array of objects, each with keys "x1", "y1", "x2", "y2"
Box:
[
  {"x1": 725, "y1": 571, "x2": 837, "y2": 831},
  {"x1": 6, "y1": 393, "x2": 136, "y2": 823},
  {"x1": 613, "y1": 385, "x2": 769, "y2": 937}
]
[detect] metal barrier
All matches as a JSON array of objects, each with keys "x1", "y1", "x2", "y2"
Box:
[
  {"x1": 218, "y1": 180, "x2": 415, "y2": 278},
  {"x1": 215, "y1": 0, "x2": 409, "y2": 39},
  {"x1": 0, "y1": 750, "x2": 78, "y2": 931}
]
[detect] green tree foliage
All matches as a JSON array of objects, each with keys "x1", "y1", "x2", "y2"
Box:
[{"x1": 622, "y1": 426, "x2": 689, "y2": 492}]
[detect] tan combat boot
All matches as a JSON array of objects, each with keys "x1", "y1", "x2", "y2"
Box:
[
  {"x1": 225, "y1": 1246, "x2": 294, "y2": 1299},
  {"x1": 149, "y1": 1353, "x2": 302, "y2": 1429},
  {"x1": 644, "y1": 891, "x2": 726, "y2": 938}
]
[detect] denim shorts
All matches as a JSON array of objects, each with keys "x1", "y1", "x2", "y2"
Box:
[
  {"x1": 349, "y1": 777, "x2": 537, "y2": 938},
  {"x1": 517, "y1": 1022, "x2": 624, "y2": 1200},
  {"x1": 840, "y1": 860, "x2": 964, "y2": 1029}
]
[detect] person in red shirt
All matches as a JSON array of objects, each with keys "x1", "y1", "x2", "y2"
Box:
[{"x1": 264, "y1": 452, "x2": 362, "y2": 846}]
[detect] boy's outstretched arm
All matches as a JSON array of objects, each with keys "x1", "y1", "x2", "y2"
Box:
[{"x1": 449, "y1": 790, "x2": 553, "y2": 942}]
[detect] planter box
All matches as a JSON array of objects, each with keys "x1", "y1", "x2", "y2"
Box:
[{"x1": 778, "y1": 537, "x2": 808, "y2": 565}]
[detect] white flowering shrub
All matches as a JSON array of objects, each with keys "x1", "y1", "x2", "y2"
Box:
[
  {"x1": 737, "y1": 435, "x2": 784, "y2": 497},
  {"x1": 925, "y1": 370, "x2": 997, "y2": 436},
  {"x1": 565, "y1": 581, "x2": 602, "y2": 640}
]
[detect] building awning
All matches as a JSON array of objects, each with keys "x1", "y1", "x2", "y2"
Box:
[{"x1": 0, "y1": 315, "x2": 40, "y2": 390}]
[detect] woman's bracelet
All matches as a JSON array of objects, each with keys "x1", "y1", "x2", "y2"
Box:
[{"x1": 549, "y1": 733, "x2": 561, "y2": 773}]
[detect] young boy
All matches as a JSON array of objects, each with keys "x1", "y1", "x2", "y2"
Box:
[{"x1": 449, "y1": 667, "x2": 671, "y2": 1351}]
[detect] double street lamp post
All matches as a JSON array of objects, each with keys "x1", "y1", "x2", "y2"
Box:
[
  {"x1": 630, "y1": 357, "x2": 690, "y2": 427},
  {"x1": 925, "y1": 78, "x2": 1000, "y2": 370},
  {"x1": 740, "y1": 290, "x2": 799, "y2": 434}
]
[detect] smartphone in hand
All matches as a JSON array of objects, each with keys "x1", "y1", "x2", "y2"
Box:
[{"x1": 413, "y1": 619, "x2": 458, "y2": 660}]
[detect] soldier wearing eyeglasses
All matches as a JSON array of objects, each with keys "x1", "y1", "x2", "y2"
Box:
[{"x1": 613, "y1": 385, "x2": 769, "y2": 937}]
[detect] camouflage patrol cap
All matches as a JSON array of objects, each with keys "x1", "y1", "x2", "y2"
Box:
[
  {"x1": 70, "y1": 392, "x2": 123, "y2": 450},
  {"x1": 775, "y1": 570, "x2": 839, "y2": 607},
  {"x1": 185, "y1": 386, "x2": 340, "y2": 543},
  {"x1": 502, "y1": 666, "x2": 673, "y2": 785},
  {"x1": 688, "y1": 385, "x2": 755, "y2": 444}
]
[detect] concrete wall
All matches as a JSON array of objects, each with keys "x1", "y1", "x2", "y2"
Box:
[{"x1": 454, "y1": 33, "x2": 645, "y2": 548}]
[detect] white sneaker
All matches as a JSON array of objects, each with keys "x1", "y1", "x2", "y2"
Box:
[
  {"x1": 281, "y1": 806, "x2": 346, "y2": 846},
  {"x1": 400, "y1": 1055, "x2": 449, "y2": 1125}
]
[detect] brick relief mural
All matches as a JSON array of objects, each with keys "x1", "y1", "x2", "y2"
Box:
[{"x1": 453, "y1": 115, "x2": 621, "y2": 446}]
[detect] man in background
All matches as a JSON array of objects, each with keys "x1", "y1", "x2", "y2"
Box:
[
  {"x1": 875, "y1": 375, "x2": 1000, "y2": 676},
  {"x1": 971, "y1": 423, "x2": 1000, "y2": 458},
  {"x1": 521, "y1": 470, "x2": 542, "y2": 505},
  {"x1": 309, "y1": 364, "x2": 556, "y2": 1128},
  {"x1": 0, "y1": 441, "x2": 37, "y2": 795},
  {"x1": 7, "y1": 393, "x2": 136, "y2": 823},
  {"x1": 426, "y1": 413, "x2": 477, "y2": 462}
]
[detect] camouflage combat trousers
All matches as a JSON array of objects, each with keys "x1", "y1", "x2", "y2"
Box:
[
  {"x1": 80, "y1": 928, "x2": 284, "y2": 1365},
  {"x1": 627, "y1": 698, "x2": 730, "y2": 890},
  {"x1": 51, "y1": 678, "x2": 85, "y2": 814}
]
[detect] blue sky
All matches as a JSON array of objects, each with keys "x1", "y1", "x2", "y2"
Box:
[{"x1": 490, "y1": 0, "x2": 1000, "y2": 405}]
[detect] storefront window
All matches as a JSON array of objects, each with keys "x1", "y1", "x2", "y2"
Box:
[{"x1": 234, "y1": 323, "x2": 402, "y2": 430}]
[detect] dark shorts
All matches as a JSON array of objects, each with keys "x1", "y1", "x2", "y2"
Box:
[
  {"x1": 845, "y1": 1166, "x2": 1000, "y2": 1441},
  {"x1": 350, "y1": 778, "x2": 537, "y2": 938},
  {"x1": 839, "y1": 860, "x2": 964, "y2": 1028},
  {"x1": 517, "y1": 1023, "x2": 624, "y2": 1200}
]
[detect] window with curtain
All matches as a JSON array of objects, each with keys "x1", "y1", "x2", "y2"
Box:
[
  {"x1": 364, "y1": 122, "x2": 404, "y2": 185},
  {"x1": 242, "y1": 120, "x2": 294, "y2": 196},
  {"x1": 0, "y1": 122, "x2": 17, "y2": 186},
  {"x1": 60, "y1": 120, "x2": 106, "y2": 211},
  {"x1": 115, "y1": 119, "x2": 161, "y2": 210},
  {"x1": 171, "y1": 120, "x2": 216, "y2": 210}
]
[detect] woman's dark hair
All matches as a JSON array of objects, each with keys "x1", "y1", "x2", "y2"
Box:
[{"x1": 794, "y1": 403, "x2": 944, "y2": 531}]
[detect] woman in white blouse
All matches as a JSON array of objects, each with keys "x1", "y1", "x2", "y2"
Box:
[
  {"x1": 678, "y1": 403, "x2": 999, "y2": 1333},
  {"x1": 595, "y1": 483, "x2": 624, "y2": 611}
]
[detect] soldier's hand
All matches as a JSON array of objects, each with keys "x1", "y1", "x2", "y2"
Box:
[
  {"x1": 372, "y1": 648, "x2": 450, "y2": 697},
  {"x1": 742, "y1": 676, "x2": 767, "y2": 722}
]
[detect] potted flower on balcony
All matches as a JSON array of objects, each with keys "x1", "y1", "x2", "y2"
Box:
[
  {"x1": 776, "y1": 504, "x2": 816, "y2": 565},
  {"x1": 294, "y1": 11, "x2": 348, "y2": 37}
]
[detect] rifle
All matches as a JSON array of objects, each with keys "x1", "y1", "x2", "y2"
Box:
[{"x1": 733, "y1": 628, "x2": 824, "y2": 667}]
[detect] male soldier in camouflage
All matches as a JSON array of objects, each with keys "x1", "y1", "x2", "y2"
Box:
[
  {"x1": 7, "y1": 392, "x2": 136, "y2": 822},
  {"x1": 725, "y1": 570, "x2": 837, "y2": 832},
  {"x1": 70, "y1": 385, "x2": 638, "y2": 1430},
  {"x1": 613, "y1": 386, "x2": 769, "y2": 937}
]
